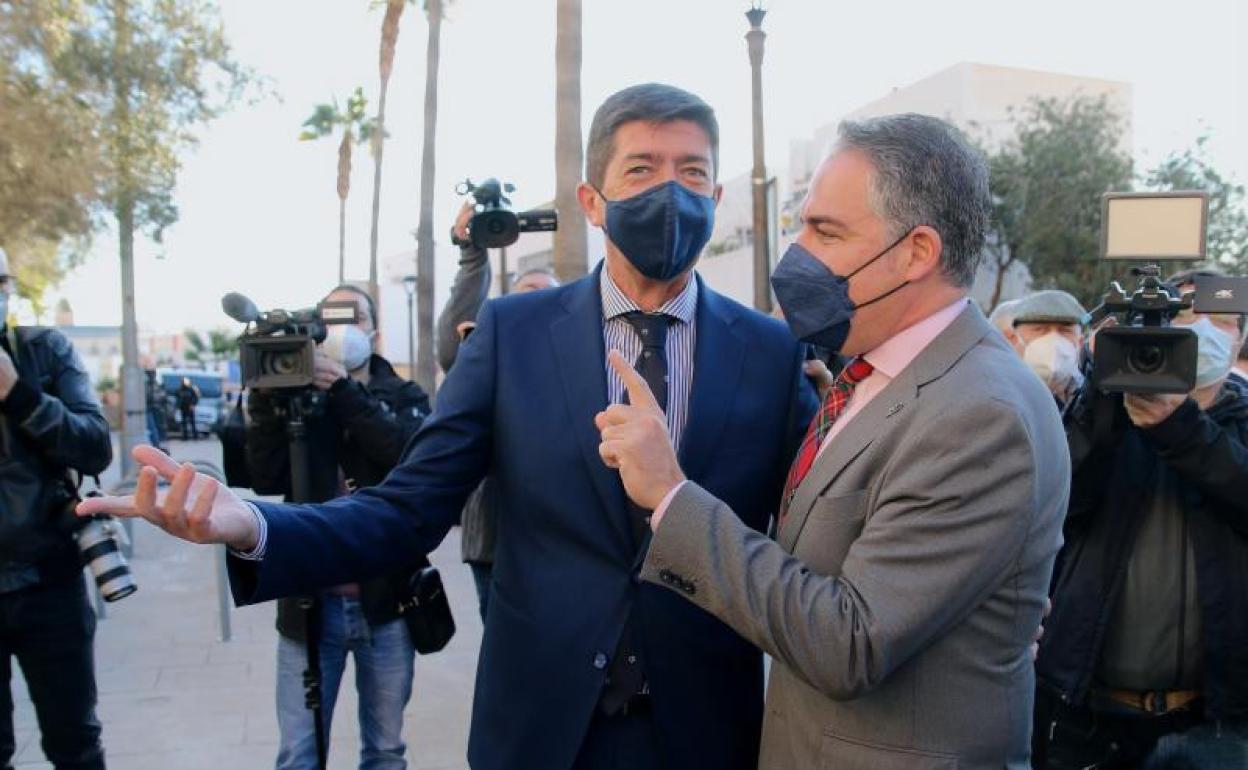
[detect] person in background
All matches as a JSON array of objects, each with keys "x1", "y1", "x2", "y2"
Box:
[
  {"x1": 1012, "y1": 289, "x2": 1087, "y2": 406},
  {"x1": 0, "y1": 246, "x2": 113, "y2": 769},
  {"x1": 436, "y1": 200, "x2": 559, "y2": 619},
  {"x1": 246, "y1": 284, "x2": 432, "y2": 770},
  {"x1": 176, "y1": 376, "x2": 200, "y2": 440},
  {"x1": 1035, "y1": 267, "x2": 1248, "y2": 769},
  {"x1": 1232, "y1": 337, "x2": 1247, "y2": 386},
  {"x1": 989, "y1": 296, "x2": 1025, "y2": 355}
]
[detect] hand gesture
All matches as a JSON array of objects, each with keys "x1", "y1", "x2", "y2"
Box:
[
  {"x1": 76, "y1": 445, "x2": 260, "y2": 551},
  {"x1": 312, "y1": 350, "x2": 348, "y2": 391},
  {"x1": 595, "y1": 350, "x2": 686, "y2": 515}
]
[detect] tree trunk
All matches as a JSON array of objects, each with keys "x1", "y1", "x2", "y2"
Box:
[
  {"x1": 552, "y1": 0, "x2": 587, "y2": 280},
  {"x1": 990, "y1": 253, "x2": 1014, "y2": 311},
  {"x1": 413, "y1": 0, "x2": 442, "y2": 393},
  {"x1": 370, "y1": 1, "x2": 405, "y2": 313},
  {"x1": 339, "y1": 197, "x2": 347, "y2": 284},
  {"x1": 113, "y1": 0, "x2": 145, "y2": 479}
]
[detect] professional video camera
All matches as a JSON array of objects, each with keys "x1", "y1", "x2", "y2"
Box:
[
  {"x1": 221, "y1": 292, "x2": 359, "y2": 390},
  {"x1": 457, "y1": 178, "x2": 557, "y2": 249},
  {"x1": 1087, "y1": 192, "x2": 1248, "y2": 394}
]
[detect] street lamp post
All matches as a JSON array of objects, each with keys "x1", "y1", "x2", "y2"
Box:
[
  {"x1": 402, "y1": 274, "x2": 417, "y2": 379},
  {"x1": 746, "y1": 1, "x2": 771, "y2": 313}
]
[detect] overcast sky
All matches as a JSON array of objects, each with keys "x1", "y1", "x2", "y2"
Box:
[{"x1": 45, "y1": 0, "x2": 1246, "y2": 334}]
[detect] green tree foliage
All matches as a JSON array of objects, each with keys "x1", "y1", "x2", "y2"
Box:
[
  {"x1": 981, "y1": 95, "x2": 1134, "y2": 309},
  {"x1": 183, "y1": 327, "x2": 237, "y2": 363},
  {"x1": 1143, "y1": 136, "x2": 1247, "y2": 275},
  {"x1": 0, "y1": 1, "x2": 104, "y2": 309}
]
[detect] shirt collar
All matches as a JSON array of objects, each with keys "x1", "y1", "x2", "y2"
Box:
[
  {"x1": 600, "y1": 264, "x2": 698, "y2": 325},
  {"x1": 862, "y1": 297, "x2": 969, "y2": 379}
]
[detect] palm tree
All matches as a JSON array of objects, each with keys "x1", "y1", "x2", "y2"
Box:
[
  {"x1": 411, "y1": 0, "x2": 445, "y2": 393},
  {"x1": 553, "y1": 0, "x2": 587, "y2": 280},
  {"x1": 300, "y1": 88, "x2": 377, "y2": 284},
  {"x1": 367, "y1": 0, "x2": 410, "y2": 312}
]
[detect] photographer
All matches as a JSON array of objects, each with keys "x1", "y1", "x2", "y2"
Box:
[
  {"x1": 1035, "y1": 268, "x2": 1248, "y2": 768},
  {"x1": 0, "y1": 248, "x2": 112, "y2": 769},
  {"x1": 436, "y1": 201, "x2": 557, "y2": 620},
  {"x1": 245, "y1": 284, "x2": 431, "y2": 770}
]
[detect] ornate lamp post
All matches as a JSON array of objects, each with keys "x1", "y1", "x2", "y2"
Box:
[{"x1": 746, "y1": 1, "x2": 771, "y2": 312}]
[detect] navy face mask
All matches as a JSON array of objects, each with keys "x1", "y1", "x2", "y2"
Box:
[
  {"x1": 771, "y1": 230, "x2": 912, "y2": 352},
  {"x1": 596, "y1": 180, "x2": 716, "y2": 280}
]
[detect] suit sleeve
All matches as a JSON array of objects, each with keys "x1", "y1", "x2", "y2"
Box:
[
  {"x1": 228, "y1": 301, "x2": 499, "y2": 605},
  {"x1": 642, "y1": 396, "x2": 1048, "y2": 700}
]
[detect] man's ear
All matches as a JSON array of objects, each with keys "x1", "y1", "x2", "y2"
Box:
[
  {"x1": 903, "y1": 225, "x2": 944, "y2": 281},
  {"x1": 712, "y1": 182, "x2": 724, "y2": 208},
  {"x1": 578, "y1": 182, "x2": 605, "y2": 228}
]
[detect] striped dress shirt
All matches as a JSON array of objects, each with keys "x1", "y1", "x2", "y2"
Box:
[{"x1": 600, "y1": 267, "x2": 698, "y2": 453}]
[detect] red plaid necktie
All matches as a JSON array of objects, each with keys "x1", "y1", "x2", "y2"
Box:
[{"x1": 778, "y1": 357, "x2": 874, "y2": 526}]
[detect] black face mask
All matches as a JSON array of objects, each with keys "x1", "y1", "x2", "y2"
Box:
[{"x1": 770, "y1": 229, "x2": 912, "y2": 352}]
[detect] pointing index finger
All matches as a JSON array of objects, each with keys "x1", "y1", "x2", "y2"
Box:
[{"x1": 607, "y1": 349, "x2": 661, "y2": 414}]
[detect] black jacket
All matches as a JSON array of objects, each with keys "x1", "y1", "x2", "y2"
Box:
[
  {"x1": 0, "y1": 327, "x2": 112, "y2": 586},
  {"x1": 1038, "y1": 377, "x2": 1248, "y2": 719},
  {"x1": 244, "y1": 354, "x2": 430, "y2": 640}
]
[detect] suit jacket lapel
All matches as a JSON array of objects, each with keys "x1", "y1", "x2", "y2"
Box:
[
  {"x1": 777, "y1": 302, "x2": 994, "y2": 552},
  {"x1": 549, "y1": 268, "x2": 633, "y2": 553},
  {"x1": 678, "y1": 278, "x2": 746, "y2": 483}
]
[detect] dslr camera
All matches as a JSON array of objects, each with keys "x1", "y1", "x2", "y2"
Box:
[
  {"x1": 222, "y1": 292, "x2": 359, "y2": 390},
  {"x1": 457, "y1": 178, "x2": 557, "y2": 249},
  {"x1": 1089, "y1": 191, "x2": 1248, "y2": 394}
]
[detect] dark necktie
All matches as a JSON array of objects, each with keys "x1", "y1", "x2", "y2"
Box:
[{"x1": 599, "y1": 311, "x2": 671, "y2": 716}]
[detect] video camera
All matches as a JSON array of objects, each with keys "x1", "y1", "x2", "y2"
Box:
[
  {"x1": 457, "y1": 178, "x2": 557, "y2": 249},
  {"x1": 1087, "y1": 192, "x2": 1248, "y2": 394},
  {"x1": 221, "y1": 292, "x2": 359, "y2": 390}
]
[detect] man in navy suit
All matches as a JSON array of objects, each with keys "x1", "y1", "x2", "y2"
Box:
[{"x1": 81, "y1": 83, "x2": 817, "y2": 769}]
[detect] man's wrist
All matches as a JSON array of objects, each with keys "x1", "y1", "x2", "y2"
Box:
[
  {"x1": 230, "y1": 502, "x2": 267, "y2": 558},
  {"x1": 649, "y1": 480, "x2": 689, "y2": 532}
]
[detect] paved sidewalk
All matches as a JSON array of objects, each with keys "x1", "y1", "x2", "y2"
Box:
[{"x1": 12, "y1": 438, "x2": 479, "y2": 769}]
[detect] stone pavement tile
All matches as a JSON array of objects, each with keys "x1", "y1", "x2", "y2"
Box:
[{"x1": 155, "y1": 662, "x2": 250, "y2": 692}]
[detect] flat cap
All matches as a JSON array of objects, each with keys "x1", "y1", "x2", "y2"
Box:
[{"x1": 1012, "y1": 289, "x2": 1086, "y2": 327}]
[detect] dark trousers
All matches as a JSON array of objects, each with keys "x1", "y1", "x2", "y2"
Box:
[
  {"x1": 571, "y1": 710, "x2": 661, "y2": 770},
  {"x1": 179, "y1": 407, "x2": 197, "y2": 440},
  {"x1": 468, "y1": 562, "x2": 492, "y2": 622},
  {"x1": 1035, "y1": 690, "x2": 1248, "y2": 769},
  {"x1": 0, "y1": 579, "x2": 104, "y2": 770}
]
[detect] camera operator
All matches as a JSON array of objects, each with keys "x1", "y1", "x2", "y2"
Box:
[
  {"x1": 0, "y1": 247, "x2": 112, "y2": 769},
  {"x1": 245, "y1": 284, "x2": 431, "y2": 770},
  {"x1": 1012, "y1": 290, "x2": 1087, "y2": 407},
  {"x1": 1034, "y1": 267, "x2": 1248, "y2": 769},
  {"x1": 436, "y1": 201, "x2": 558, "y2": 619}
]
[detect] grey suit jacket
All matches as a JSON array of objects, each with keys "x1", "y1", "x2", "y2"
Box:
[{"x1": 641, "y1": 303, "x2": 1069, "y2": 770}]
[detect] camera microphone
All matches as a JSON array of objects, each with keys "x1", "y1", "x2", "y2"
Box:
[{"x1": 222, "y1": 292, "x2": 261, "y2": 324}]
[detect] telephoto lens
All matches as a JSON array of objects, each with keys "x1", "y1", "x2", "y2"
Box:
[{"x1": 74, "y1": 500, "x2": 138, "y2": 602}]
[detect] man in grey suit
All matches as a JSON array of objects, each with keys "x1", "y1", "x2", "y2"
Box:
[{"x1": 597, "y1": 114, "x2": 1070, "y2": 769}]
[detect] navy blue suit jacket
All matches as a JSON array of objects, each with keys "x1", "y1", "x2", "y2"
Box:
[{"x1": 229, "y1": 267, "x2": 817, "y2": 769}]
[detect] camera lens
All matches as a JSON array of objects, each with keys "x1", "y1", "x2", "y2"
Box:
[
  {"x1": 486, "y1": 218, "x2": 505, "y2": 235},
  {"x1": 262, "y1": 351, "x2": 301, "y2": 376},
  {"x1": 1127, "y1": 345, "x2": 1166, "y2": 375}
]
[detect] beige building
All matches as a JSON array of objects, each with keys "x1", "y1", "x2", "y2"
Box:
[{"x1": 701, "y1": 62, "x2": 1134, "y2": 309}]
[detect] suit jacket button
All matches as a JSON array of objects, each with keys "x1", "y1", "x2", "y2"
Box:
[
  {"x1": 593, "y1": 652, "x2": 608, "y2": 670},
  {"x1": 659, "y1": 569, "x2": 673, "y2": 583}
]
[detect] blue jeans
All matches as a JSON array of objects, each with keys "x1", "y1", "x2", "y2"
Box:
[{"x1": 275, "y1": 595, "x2": 415, "y2": 770}]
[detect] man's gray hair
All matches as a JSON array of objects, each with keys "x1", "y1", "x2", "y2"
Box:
[{"x1": 836, "y1": 113, "x2": 990, "y2": 287}]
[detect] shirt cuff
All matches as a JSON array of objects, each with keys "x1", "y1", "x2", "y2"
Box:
[
  {"x1": 651, "y1": 481, "x2": 689, "y2": 528},
  {"x1": 230, "y1": 502, "x2": 268, "y2": 560}
]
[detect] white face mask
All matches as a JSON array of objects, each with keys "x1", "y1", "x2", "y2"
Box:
[
  {"x1": 1023, "y1": 332, "x2": 1082, "y2": 394},
  {"x1": 1190, "y1": 317, "x2": 1235, "y2": 389},
  {"x1": 322, "y1": 324, "x2": 374, "y2": 372}
]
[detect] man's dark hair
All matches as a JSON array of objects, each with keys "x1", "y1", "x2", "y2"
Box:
[
  {"x1": 327, "y1": 284, "x2": 377, "y2": 328},
  {"x1": 585, "y1": 83, "x2": 719, "y2": 189},
  {"x1": 836, "y1": 113, "x2": 991, "y2": 288}
]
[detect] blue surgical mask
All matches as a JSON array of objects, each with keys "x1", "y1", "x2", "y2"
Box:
[
  {"x1": 1190, "y1": 317, "x2": 1235, "y2": 388},
  {"x1": 770, "y1": 231, "x2": 912, "y2": 352},
  {"x1": 596, "y1": 181, "x2": 715, "y2": 280}
]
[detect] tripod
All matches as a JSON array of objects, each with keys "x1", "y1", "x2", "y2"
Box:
[{"x1": 276, "y1": 390, "x2": 329, "y2": 770}]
